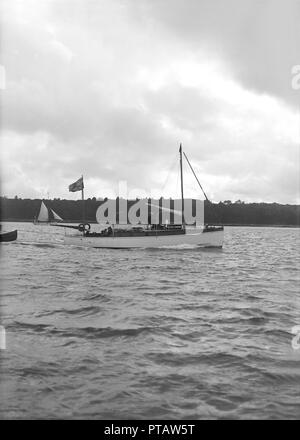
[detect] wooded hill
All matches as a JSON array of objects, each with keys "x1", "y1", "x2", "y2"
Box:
[{"x1": 0, "y1": 197, "x2": 299, "y2": 226}]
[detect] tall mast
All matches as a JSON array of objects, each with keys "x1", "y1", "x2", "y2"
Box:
[
  {"x1": 81, "y1": 174, "x2": 85, "y2": 235},
  {"x1": 179, "y1": 144, "x2": 185, "y2": 226}
]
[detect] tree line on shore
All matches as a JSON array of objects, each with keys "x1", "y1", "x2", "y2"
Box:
[{"x1": 0, "y1": 196, "x2": 299, "y2": 226}]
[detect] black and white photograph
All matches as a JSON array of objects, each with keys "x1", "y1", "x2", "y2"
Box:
[{"x1": 0, "y1": 0, "x2": 299, "y2": 422}]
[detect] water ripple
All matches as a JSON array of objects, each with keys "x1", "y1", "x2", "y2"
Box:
[{"x1": 1, "y1": 223, "x2": 300, "y2": 419}]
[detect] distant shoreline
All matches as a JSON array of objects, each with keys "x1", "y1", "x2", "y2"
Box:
[
  {"x1": 1, "y1": 219, "x2": 299, "y2": 228},
  {"x1": 2, "y1": 198, "x2": 299, "y2": 227}
]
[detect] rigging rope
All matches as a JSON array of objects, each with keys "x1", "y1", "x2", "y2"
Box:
[
  {"x1": 161, "y1": 151, "x2": 179, "y2": 194},
  {"x1": 183, "y1": 151, "x2": 210, "y2": 202}
]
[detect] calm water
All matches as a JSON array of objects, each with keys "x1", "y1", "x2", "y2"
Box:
[{"x1": 0, "y1": 222, "x2": 300, "y2": 419}]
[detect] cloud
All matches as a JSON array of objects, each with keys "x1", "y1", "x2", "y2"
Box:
[
  {"x1": 0, "y1": 0, "x2": 299, "y2": 203},
  {"x1": 134, "y1": 0, "x2": 300, "y2": 108}
]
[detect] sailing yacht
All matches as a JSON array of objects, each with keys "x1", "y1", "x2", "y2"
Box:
[
  {"x1": 64, "y1": 224, "x2": 224, "y2": 248},
  {"x1": 60, "y1": 146, "x2": 224, "y2": 248},
  {"x1": 34, "y1": 201, "x2": 64, "y2": 224}
]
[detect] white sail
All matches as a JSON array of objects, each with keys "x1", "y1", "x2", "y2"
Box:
[
  {"x1": 37, "y1": 201, "x2": 49, "y2": 222},
  {"x1": 148, "y1": 201, "x2": 183, "y2": 224},
  {"x1": 51, "y1": 209, "x2": 63, "y2": 222}
]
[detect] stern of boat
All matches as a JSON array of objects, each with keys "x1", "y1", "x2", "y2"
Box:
[{"x1": 200, "y1": 225, "x2": 224, "y2": 247}]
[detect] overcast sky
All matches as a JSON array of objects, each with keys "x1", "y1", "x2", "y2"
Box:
[{"x1": 1, "y1": 0, "x2": 299, "y2": 203}]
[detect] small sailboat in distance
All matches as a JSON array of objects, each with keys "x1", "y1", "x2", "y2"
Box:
[{"x1": 34, "y1": 201, "x2": 64, "y2": 224}]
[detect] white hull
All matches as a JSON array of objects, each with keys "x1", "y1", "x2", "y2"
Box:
[{"x1": 64, "y1": 228, "x2": 224, "y2": 249}]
